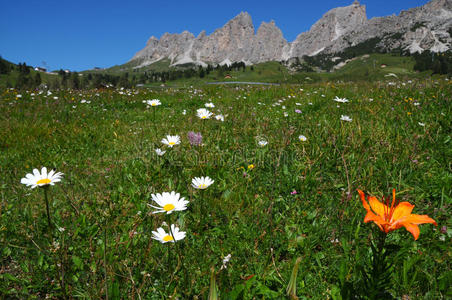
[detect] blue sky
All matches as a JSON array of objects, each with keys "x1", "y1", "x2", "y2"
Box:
[{"x1": 0, "y1": 0, "x2": 428, "y2": 71}]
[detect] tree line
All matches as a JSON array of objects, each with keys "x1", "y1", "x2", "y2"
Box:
[
  {"x1": 3, "y1": 57, "x2": 254, "y2": 90},
  {"x1": 412, "y1": 51, "x2": 452, "y2": 75}
]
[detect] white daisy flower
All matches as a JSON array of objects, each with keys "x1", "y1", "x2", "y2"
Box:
[
  {"x1": 149, "y1": 191, "x2": 188, "y2": 214},
  {"x1": 152, "y1": 224, "x2": 186, "y2": 243},
  {"x1": 196, "y1": 108, "x2": 213, "y2": 119},
  {"x1": 155, "y1": 148, "x2": 166, "y2": 156},
  {"x1": 333, "y1": 96, "x2": 349, "y2": 103},
  {"x1": 205, "y1": 102, "x2": 215, "y2": 108},
  {"x1": 258, "y1": 140, "x2": 268, "y2": 147},
  {"x1": 161, "y1": 135, "x2": 181, "y2": 147},
  {"x1": 144, "y1": 99, "x2": 161, "y2": 106},
  {"x1": 215, "y1": 114, "x2": 225, "y2": 122},
  {"x1": 182, "y1": 109, "x2": 187, "y2": 115},
  {"x1": 191, "y1": 176, "x2": 214, "y2": 190},
  {"x1": 21, "y1": 167, "x2": 63, "y2": 189},
  {"x1": 340, "y1": 115, "x2": 352, "y2": 122},
  {"x1": 418, "y1": 122, "x2": 425, "y2": 127},
  {"x1": 298, "y1": 135, "x2": 307, "y2": 142}
]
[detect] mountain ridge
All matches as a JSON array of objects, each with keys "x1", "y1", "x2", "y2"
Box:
[{"x1": 131, "y1": 0, "x2": 452, "y2": 68}]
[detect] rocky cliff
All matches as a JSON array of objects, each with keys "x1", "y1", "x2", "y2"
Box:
[{"x1": 130, "y1": 0, "x2": 452, "y2": 67}]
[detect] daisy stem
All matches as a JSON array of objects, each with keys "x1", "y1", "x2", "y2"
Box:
[
  {"x1": 166, "y1": 215, "x2": 188, "y2": 291},
  {"x1": 153, "y1": 107, "x2": 156, "y2": 133},
  {"x1": 201, "y1": 191, "x2": 209, "y2": 228},
  {"x1": 43, "y1": 186, "x2": 52, "y2": 228},
  {"x1": 166, "y1": 215, "x2": 173, "y2": 267}
]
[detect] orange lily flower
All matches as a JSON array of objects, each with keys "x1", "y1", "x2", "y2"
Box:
[{"x1": 357, "y1": 189, "x2": 437, "y2": 240}]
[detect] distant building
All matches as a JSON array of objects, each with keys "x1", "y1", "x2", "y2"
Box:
[
  {"x1": 380, "y1": 64, "x2": 387, "y2": 68},
  {"x1": 34, "y1": 67, "x2": 47, "y2": 72},
  {"x1": 224, "y1": 74, "x2": 232, "y2": 79}
]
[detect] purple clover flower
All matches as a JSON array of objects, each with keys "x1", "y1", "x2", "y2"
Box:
[{"x1": 187, "y1": 131, "x2": 202, "y2": 146}]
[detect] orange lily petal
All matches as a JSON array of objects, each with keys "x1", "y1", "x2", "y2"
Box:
[
  {"x1": 402, "y1": 223, "x2": 420, "y2": 240},
  {"x1": 403, "y1": 214, "x2": 437, "y2": 226},
  {"x1": 364, "y1": 211, "x2": 386, "y2": 224},
  {"x1": 391, "y1": 202, "x2": 414, "y2": 221},
  {"x1": 357, "y1": 189, "x2": 370, "y2": 211},
  {"x1": 368, "y1": 195, "x2": 387, "y2": 218}
]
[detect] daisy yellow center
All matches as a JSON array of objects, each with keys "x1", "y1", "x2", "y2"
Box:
[
  {"x1": 163, "y1": 204, "x2": 175, "y2": 211},
  {"x1": 151, "y1": 103, "x2": 157, "y2": 106},
  {"x1": 163, "y1": 235, "x2": 174, "y2": 242},
  {"x1": 169, "y1": 142, "x2": 175, "y2": 145},
  {"x1": 198, "y1": 184, "x2": 207, "y2": 189},
  {"x1": 201, "y1": 116, "x2": 207, "y2": 119},
  {"x1": 37, "y1": 178, "x2": 51, "y2": 185}
]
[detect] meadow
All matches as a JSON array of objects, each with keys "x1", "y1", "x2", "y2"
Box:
[{"x1": 0, "y1": 79, "x2": 451, "y2": 299}]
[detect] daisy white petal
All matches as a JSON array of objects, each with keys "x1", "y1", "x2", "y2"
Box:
[
  {"x1": 152, "y1": 225, "x2": 186, "y2": 243},
  {"x1": 191, "y1": 176, "x2": 214, "y2": 190},
  {"x1": 161, "y1": 135, "x2": 181, "y2": 147},
  {"x1": 21, "y1": 167, "x2": 64, "y2": 189},
  {"x1": 196, "y1": 108, "x2": 213, "y2": 120},
  {"x1": 149, "y1": 191, "x2": 188, "y2": 214}
]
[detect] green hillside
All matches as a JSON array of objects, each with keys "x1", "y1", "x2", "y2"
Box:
[{"x1": 1, "y1": 52, "x2": 449, "y2": 90}]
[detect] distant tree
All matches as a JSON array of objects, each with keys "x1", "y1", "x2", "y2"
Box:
[
  {"x1": 139, "y1": 73, "x2": 147, "y2": 83},
  {"x1": 118, "y1": 73, "x2": 130, "y2": 88},
  {"x1": 92, "y1": 74, "x2": 103, "y2": 88},
  {"x1": 81, "y1": 75, "x2": 90, "y2": 89},
  {"x1": 199, "y1": 68, "x2": 205, "y2": 78},
  {"x1": 70, "y1": 72, "x2": 80, "y2": 89},
  {"x1": 19, "y1": 62, "x2": 30, "y2": 75},
  {"x1": 0, "y1": 56, "x2": 11, "y2": 74},
  {"x1": 34, "y1": 73, "x2": 42, "y2": 87},
  {"x1": 217, "y1": 68, "x2": 225, "y2": 78},
  {"x1": 413, "y1": 51, "x2": 452, "y2": 75},
  {"x1": 49, "y1": 78, "x2": 61, "y2": 90},
  {"x1": 15, "y1": 73, "x2": 29, "y2": 89}
]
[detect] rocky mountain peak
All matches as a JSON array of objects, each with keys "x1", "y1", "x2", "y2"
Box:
[
  {"x1": 229, "y1": 11, "x2": 253, "y2": 27},
  {"x1": 425, "y1": 0, "x2": 452, "y2": 10},
  {"x1": 288, "y1": 1, "x2": 367, "y2": 57},
  {"x1": 131, "y1": 1, "x2": 451, "y2": 68}
]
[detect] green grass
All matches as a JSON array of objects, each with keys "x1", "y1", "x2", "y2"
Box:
[
  {"x1": 0, "y1": 68, "x2": 59, "y2": 90},
  {"x1": 1, "y1": 54, "x2": 437, "y2": 90},
  {"x1": 90, "y1": 58, "x2": 173, "y2": 75},
  {"x1": 137, "y1": 54, "x2": 432, "y2": 87},
  {"x1": 0, "y1": 78, "x2": 451, "y2": 299}
]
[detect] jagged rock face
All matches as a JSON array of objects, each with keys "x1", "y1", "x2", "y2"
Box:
[
  {"x1": 250, "y1": 21, "x2": 288, "y2": 63},
  {"x1": 289, "y1": 1, "x2": 367, "y2": 57},
  {"x1": 193, "y1": 12, "x2": 256, "y2": 64},
  {"x1": 324, "y1": 0, "x2": 452, "y2": 54},
  {"x1": 131, "y1": 0, "x2": 452, "y2": 68},
  {"x1": 133, "y1": 31, "x2": 195, "y2": 66}
]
